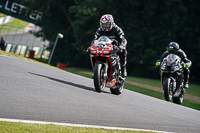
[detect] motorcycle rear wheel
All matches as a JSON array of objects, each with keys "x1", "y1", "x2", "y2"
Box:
[
  {"x1": 94, "y1": 63, "x2": 106, "y2": 93},
  {"x1": 163, "y1": 78, "x2": 173, "y2": 101},
  {"x1": 173, "y1": 94, "x2": 183, "y2": 104},
  {"x1": 110, "y1": 81, "x2": 124, "y2": 95}
]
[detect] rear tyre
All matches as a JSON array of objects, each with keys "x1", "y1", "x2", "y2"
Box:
[
  {"x1": 94, "y1": 63, "x2": 106, "y2": 93},
  {"x1": 110, "y1": 82, "x2": 124, "y2": 95},
  {"x1": 163, "y1": 78, "x2": 173, "y2": 101},
  {"x1": 173, "y1": 94, "x2": 183, "y2": 104}
]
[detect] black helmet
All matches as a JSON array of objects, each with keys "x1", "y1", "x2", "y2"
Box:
[{"x1": 167, "y1": 42, "x2": 179, "y2": 53}]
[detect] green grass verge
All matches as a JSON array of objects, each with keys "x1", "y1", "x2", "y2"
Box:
[
  {"x1": 0, "y1": 121, "x2": 154, "y2": 133},
  {"x1": 2, "y1": 18, "x2": 28, "y2": 28},
  {"x1": 0, "y1": 13, "x2": 7, "y2": 17},
  {"x1": 124, "y1": 83, "x2": 164, "y2": 100},
  {"x1": 66, "y1": 69, "x2": 92, "y2": 79},
  {"x1": 0, "y1": 16, "x2": 28, "y2": 33},
  {"x1": 126, "y1": 76, "x2": 162, "y2": 87},
  {"x1": 186, "y1": 84, "x2": 200, "y2": 97}
]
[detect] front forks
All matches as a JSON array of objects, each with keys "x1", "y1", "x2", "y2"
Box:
[
  {"x1": 170, "y1": 77, "x2": 176, "y2": 91},
  {"x1": 102, "y1": 63, "x2": 108, "y2": 79}
]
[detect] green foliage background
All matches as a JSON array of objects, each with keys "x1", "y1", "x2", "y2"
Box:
[{"x1": 18, "y1": 0, "x2": 200, "y2": 81}]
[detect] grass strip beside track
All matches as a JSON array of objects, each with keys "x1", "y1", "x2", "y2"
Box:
[
  {"x1": 0, "y1": 16, "x2": 28, "y2": 33},
  {"x1": 0, "y1": 121, "x2": 156, "y2": 133}
]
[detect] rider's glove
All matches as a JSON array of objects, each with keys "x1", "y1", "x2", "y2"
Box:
[
  {"x1": 114, "y1": 45, "x2": 119, "y2": 51},
  {"x1": 112, "y1": 41, "x2": 117, "y2": 45},
  {"x1": 86, "y1": 47, "x2": 90, "y2": 52},
  {"x1": 184, "y1": 63, "x2": 190, "y2": 68},
  {"x1": 156, "y1": 62, "x2": 161, "y2": 66},
  {"x1": 116, "y1": 45, "x2": 123, "y2": 52}
]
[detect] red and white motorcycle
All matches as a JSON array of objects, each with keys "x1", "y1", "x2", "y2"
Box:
[{"x1": 88, "y1": 36, "x2": 125, "y2": 95}]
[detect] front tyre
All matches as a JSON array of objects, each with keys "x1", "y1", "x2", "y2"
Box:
[
  {"x1": 163, "y1": 78, "x2": 173, "y2": 101},
  {"x1": 94, "y1": 63, "x2": 106, "y2": 93}
]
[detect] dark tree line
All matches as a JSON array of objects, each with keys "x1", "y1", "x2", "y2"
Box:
[{"x1": 18, "y1": 0, "x2": 200, "y2": 82}]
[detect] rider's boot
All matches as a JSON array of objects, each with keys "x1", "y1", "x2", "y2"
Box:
[
  {"x1": 184, "y1": 83, "x2": 189, "y2": 89},
  {"x1": 182, "y1": 88, "x2": 186, "y2": 94},
  {"x1": 119, "y1": 50, "x2": 127, "y2": 78},
  {"x1": 183, "y1": 74, "x2": 189, "y2": 89},
  {"x1": 121, "y1": 66, "x2": 127, "y2": 78}
]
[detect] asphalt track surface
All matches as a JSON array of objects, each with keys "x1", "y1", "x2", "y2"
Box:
[{"x1": 0, "y1": 55, "x2": 200, "y2": 133}]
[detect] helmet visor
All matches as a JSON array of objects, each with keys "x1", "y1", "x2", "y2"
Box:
[
  {"x1": 168, "y1": 48, "x2": 174, "y2": 51},
  {"x1": 101, "y1": 22, "x2": 111, "y2": 31},
  {"x1": 168, "y1": 47, "x2": 175, "y2": 53}
]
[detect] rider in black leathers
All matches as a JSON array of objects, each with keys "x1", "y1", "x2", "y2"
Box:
[
  {"x1": 156, "y1": 42, "x2": 192, "y2": 88},
  {"x1": 93, "y1": 14, "x2": 127, "y2": 77}
]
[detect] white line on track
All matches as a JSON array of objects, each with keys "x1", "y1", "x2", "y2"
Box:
[{"x1": 0, "y1": 118, "x2": 175, "y2": 133}]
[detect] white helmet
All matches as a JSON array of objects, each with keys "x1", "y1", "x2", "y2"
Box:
[{"x1": 100, "y1": 14, "x2": 114, "y2": 32}]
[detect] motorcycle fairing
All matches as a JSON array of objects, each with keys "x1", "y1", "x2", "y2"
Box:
[
  {"x1": 90, "y1": 36, "x2": 119, "y2": 88},
  {"x1": 161, "y1": 54, "x2": 184, "y2": 90},
  {"x1": 105, "y1": 79, "x2": 117, "y2": 88}
]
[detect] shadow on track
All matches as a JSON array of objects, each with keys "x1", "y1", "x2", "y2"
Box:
[
  {"x1": 28, "y1": 72, "x2": 110, "y2": 94},
  {"x1": 28, "y1": 72, "x2": 96, "y2": 92}
]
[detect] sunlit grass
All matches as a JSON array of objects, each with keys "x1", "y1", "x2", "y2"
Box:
[
  {"x1": 0, "y1": 121, "x2": 155, "y2": 133},
  {"x1": 2, "y1": 17, "x2": 28, "y2": 28},
  {"x1": 0, "y1": 17, "x2": 28, "y2": 33}
]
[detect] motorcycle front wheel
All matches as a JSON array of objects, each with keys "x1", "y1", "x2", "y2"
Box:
[
  {"x1": 163, "y1": 78, "x2": 173, "y2": 101},
  {"x1": 94, "y1": 63, "x2": 106, "y2": 93}
]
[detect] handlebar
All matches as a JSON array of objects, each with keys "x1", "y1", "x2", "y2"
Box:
[
  {"x1": 113, "y1": 45, "x2": 122, "y2": 53},
  {"x1": 86, "y1": 47, "x2": 90, "y2": 53}
]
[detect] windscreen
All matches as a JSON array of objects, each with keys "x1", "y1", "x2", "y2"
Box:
[
  {"x1": 94, "y1": 36, "x2": 112, "y2": 48},
  {"x1": 166, "y1": 54, "x2": 180, "y2": 66}
]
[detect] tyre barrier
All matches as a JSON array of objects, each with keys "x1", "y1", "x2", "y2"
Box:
[{"x1": 4, "y1": 43, "x2": 49, "y2": 59}]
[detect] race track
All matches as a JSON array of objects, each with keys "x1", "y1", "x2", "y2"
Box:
[{"x1": 0, "y1": 55, "x2": 200, "y2": 133}]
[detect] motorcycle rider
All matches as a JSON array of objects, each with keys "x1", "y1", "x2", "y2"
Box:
[
  {"x1": 156, "y1": 42, "x2": 192, "y2": 89},
  {"x1": 91, "y1": 14, "x2": 127, "y2": 78}
]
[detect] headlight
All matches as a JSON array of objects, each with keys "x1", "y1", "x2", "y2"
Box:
[
  {"x1": 161, "y1": 65, "x2": 165, "y2": 70},
  {"x1": 104, "y1": 51, "x2": 109, "y2": 53},
  {"x1": 97, "y1": 50, "x2": 102, "y2": 53},
  {"x1": 91, "y1": 51, "x2": 96, "y2": 53},
  {"x1": 173, "y1": 66, "x2": 179, "y2": 71}
]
